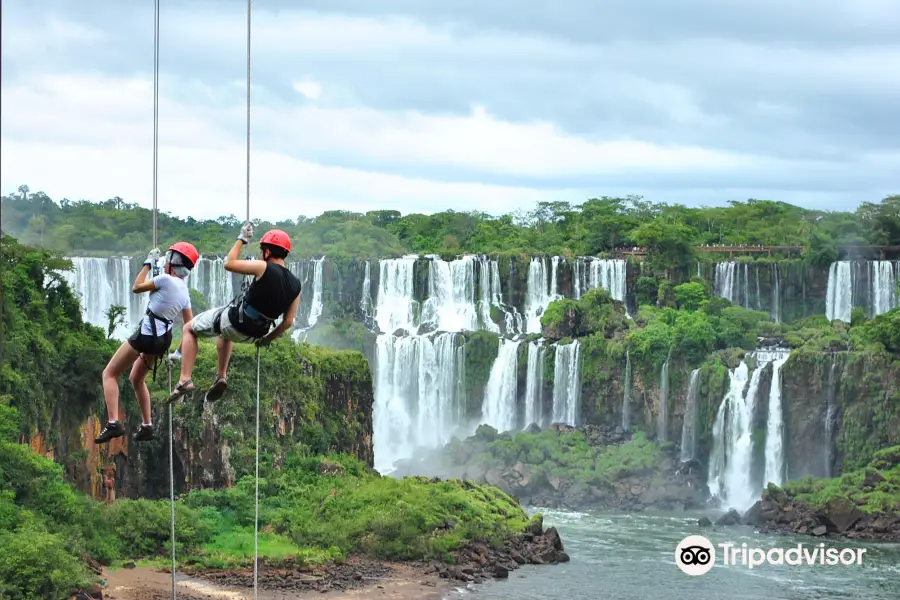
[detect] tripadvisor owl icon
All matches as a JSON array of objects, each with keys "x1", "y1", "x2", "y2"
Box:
[{"x1": 676, "y1": 535, "x2": 716, "y2": 576}]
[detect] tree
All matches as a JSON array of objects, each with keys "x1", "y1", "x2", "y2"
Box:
[
  {"x1": 104, "y1": 305, "x2": 127, "y2": 339},
  {"x1": 630, "y1": 218, "x2": 697, "y2": 273},
  {"x1": 673, "y1": 282, "x2": 708, "y2": 312}
]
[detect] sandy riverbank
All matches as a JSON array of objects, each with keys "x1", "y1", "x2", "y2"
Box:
[{"x1": 99, "y1": 559, "x2": 449, "y2": 600}]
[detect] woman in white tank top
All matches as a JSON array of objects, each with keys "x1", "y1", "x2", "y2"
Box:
[{"x1": 94, "y1": 242, "x2": 198, "y2": 445}]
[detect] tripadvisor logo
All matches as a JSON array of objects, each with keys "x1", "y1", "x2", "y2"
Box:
[
  {"x1": 675, "y1": 535, "x2": 868, "y2": 575},
  {"x1": 676, "y1": 535, "x2": 716, "y2": 576}
]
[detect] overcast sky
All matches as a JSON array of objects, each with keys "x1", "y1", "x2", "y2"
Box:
[{"x1": 1, "y1": 0, "x2": 898, "y2": 221}]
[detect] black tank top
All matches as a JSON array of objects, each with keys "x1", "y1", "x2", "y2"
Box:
[{"x1": 229, "y1": 263, "x2": 302, "y2": 337}]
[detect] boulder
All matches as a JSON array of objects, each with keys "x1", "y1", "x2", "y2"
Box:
[
  {"x1": 715, "y1": 509, "x2": 742, "y2": 526},
  {"x1": 819, "y1": 498, "x2": 865, "y2": 533}
]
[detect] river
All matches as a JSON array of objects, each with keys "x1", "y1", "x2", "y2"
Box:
[{"x1": 446, "y1": 509, "x2": 900, "y2": 599}]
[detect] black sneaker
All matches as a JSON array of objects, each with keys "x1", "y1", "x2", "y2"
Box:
[
  {"x1": 95, "y1": 421, "x2": 126, "y2": 444},
  {"x1": 133, "y1": 424, "x2": 155, "y2": 442}
]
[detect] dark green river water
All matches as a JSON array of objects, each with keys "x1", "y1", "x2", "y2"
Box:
[{"x1": 446, "y1": 509, "x2": 900, "y2": 600}]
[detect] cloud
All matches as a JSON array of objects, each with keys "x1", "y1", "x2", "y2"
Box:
[{"x1": 1, "y1": 0, "x2": 898, "y2": 219}]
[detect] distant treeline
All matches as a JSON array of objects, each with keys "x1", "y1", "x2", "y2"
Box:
[{"x1": 2, "y1": 184, "x2": 897, "y2": 267}]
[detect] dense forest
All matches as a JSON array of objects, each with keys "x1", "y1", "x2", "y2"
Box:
[{"x1": 2, "y1": 185, "x2": 898, "y2": 265}]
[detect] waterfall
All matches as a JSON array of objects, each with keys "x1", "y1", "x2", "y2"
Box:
[
  {"x1": 59, "y1": 256, "x2": 146, "y2": 339},
  {"x1": 477, "y1": 257, "x2": 522, "y2": 335},
  {"x1": 190, "y1": 256, "x2": 235, "y2": 308},
  {"x1": 680, "y1": 369, "x2": 701, "y2": 462},
  {"x1": 523, "y1": 340, "x2": 546, "y2": 428},
  {"x1": 576, "y1": 258, "x2": 627, "y2": 302},
  {"x1": 771, "y1": 263, "x2": 781, "y2": 323},
  {"x1": 622, "y1": 350, "x2": 632, "y2": 432},
  {"x1": 421, "y1": 255, "x2": 479, "y2": 332},
  {"x1": 707, "y1": 362, "x2": 764, "y2": 512},
  {"x1": 763, "y1": 356, "x2": 789, "y2": 487},
  {"x1": 871, "y1": 260, "x2": 899, "y2": 316},
  {"x1": 524, "y1": 257, "x2": 559, "y2": 333},
  {"x1": 307, "y1": 257, "x2": 325, "y2": 327},
  {"x1": 826, "y1": 261, "x2": 853, "y2": 322},
  {"x1": 482, "y1": 338, "x2": 522, "y2": 433},
  {"x1": 714, "y1": 262, "x2": 737, "y2": 303},
  {"x1": 551, "y1": 340, "x2": 582, "y2": 426},
  {"x1": 714, "y1": 261, "x2": 758, "y2": 308},
  {"x1": 374, "y1": 256, "x2": 420, "y2": 334},
  {"x1": 754, "y1": 264, "x2": 762, "y2": 311},
  {"x1": 824, "y1": 357, "x2": 839, "y2": 478},
  {"x1": 371, "y1": 257, "x2": 471, "y2": 472},
  {"x1": 373, "y1": 332, "x2": 465, "y2": 473},
  {"x1": 657, "y1": 359, "x2": 670, "y2": 441},
  {"x1": 359, "y1": 260, "x2": 375, "y2": 327}
]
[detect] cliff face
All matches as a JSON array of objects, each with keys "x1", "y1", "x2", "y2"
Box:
[
  {"x1": 33, "y1": 343, "x2": 375, "y2": 501},
  {"x1": 782, "y1": 351, "x2": 900, "y2": 479}
]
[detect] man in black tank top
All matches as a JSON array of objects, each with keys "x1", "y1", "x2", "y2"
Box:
[{"x1": 168, "y1": 223, "x2": 302, "y2": 404}]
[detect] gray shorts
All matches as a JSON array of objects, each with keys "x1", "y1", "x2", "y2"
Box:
[{"x1": 190, "y1": 306, "x2": 258, "y2": 343}]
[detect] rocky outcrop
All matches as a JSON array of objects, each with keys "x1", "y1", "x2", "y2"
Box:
[
  {"x1": 743, "y1": 489, "x2": 900, "y2": 542},
  {"x1": 431, "y1": 513, "x2": 569, "y2": 584},
  {"x1": 742, "y1": 446, "x2": 900, "y2": 542}
]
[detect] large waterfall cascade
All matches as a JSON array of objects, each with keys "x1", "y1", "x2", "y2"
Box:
[
  {"x1": 707, "y1": 347, "x2": 791, "y2": 512},
  {"x1": 60, "y1": 257, "x2": 154, "y2": 339},
  {"x1": 708, "y1": 362, "x2": 763, "y2": 512}
]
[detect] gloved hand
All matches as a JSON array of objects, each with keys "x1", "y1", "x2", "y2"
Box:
[
  {"x1": 254, "y1": 335, "x2": 272, "y2": 348},
  {"x1": 238, "y1": 221, "x2": 254, "y2": 244},
  {"x1": 145, "y1": 247, "x2": 161, "y2": 266},
  {"x1": 168, "y1": 348, "x2": 182, "y2": 361}
]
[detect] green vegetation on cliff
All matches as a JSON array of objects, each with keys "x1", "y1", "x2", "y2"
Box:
[
  {"x1": 0, "y1": 407, "x2": 533, "y2": 599},
  {"x1": 776, "y1": 446, "x2": 900, "y2": 514},
  {"x1": 3, "y1": 187, "x2": 897, "y2": 260}
]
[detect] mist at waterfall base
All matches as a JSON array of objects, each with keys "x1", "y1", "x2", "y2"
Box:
[{"x1": 443, "y1": 509, "x2": 899, "y2": 600}]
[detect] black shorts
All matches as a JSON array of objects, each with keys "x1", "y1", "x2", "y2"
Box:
[{"x1": 127, "y1": 328, "x2": 173, "y2": 357}]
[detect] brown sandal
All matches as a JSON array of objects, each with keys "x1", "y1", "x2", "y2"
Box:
[
  {"x1": 166, "y1": 379, "x2": 195, "y2": 404},
  {"x1": 204, "y1": 374, "x2": 228, "y2": 403}
]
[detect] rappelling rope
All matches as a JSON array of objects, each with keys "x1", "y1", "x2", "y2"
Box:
[
  {"x1": 245, "y1": 1, "x2": 261, "y2": 597},
  {"x1": 148, "y1": 0, "x2": 176, "y2": 597}
]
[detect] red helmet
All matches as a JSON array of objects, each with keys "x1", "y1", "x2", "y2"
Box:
[
  {"x1": 259, "y1": 229, "x2": 291, "y2": 252},
  {"x1": 167, "y1": 241, "x2": 199, "y2": 268}
]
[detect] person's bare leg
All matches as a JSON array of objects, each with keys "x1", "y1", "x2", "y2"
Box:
[
  {"x1": 128, "y1": 355, "x2": 152, "y2": 424},
  {"x1": 178, "y1": 320, "x2": 199, "y2": 384},
  {"x1": 102, "y1": 342, "x2": 140, "y2": 422},
  {"x1": 216, "y1": 336, "x2": 233, "y2": 377}
]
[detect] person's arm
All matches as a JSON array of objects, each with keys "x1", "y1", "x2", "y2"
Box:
[
  {"x1": 258, "y1": 294, "x2": 300, "y2": 345},
  {"x1": 132, "y1": 265, "x2": 156, "y2": 293},
  {"x1": 132, "y1": 248, "x2": 161, "y2": 293},
  {"x1": 223, "y1": 239, "x2": 267, "y2": 278}
]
